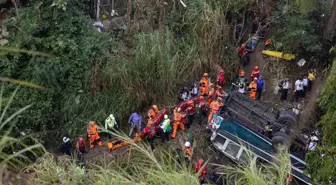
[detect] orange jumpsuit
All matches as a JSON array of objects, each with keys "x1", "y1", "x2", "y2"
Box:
[
  {"x1": 172, "y1": 109, "x2": 185, "y2": 138},
  {"x1": 207, "y1": 86, "x2": 215, "y2": 105},
  {"x1": 249, "y1": 81, "x2": 257, "y2": 100},
  {"x1": 87, "y1": 124, "x2": 102, "y2": 148},
  {"x1": 200, "y1": 77, "x2": 210, "y2": 96},
  {"x1": 208, "y1": 101, "x2": 223, "y2": 123}
]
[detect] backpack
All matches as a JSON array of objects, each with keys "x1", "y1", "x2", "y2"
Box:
[{"x1": 148, "y1": 127, "x2": 156, "y2": 139}]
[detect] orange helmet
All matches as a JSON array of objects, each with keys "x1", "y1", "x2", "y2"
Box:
[
  {"x1": 239, "y1": 70, "x2": 245, "y2": 76},
  {"x1": 152, "y1": 105, "x2": 158, "y2": 111},
  {"x1": 254, "y1": 66, "x2": 259, "y2": 70},
  {"x1": 203, "y1": 73, "x2": 209, "y2": 77},
  {"x1": 219, "y1": 69, "x2": 224, "y2": 74},
  {"x1": 89, "y1": 121, "x2": 95, "y2": 126},
  {"x1": 78, "y1": 137, "x2": 84, "y2": 143}
]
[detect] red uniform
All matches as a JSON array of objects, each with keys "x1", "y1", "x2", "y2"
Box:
[
  {"x1": 195, "y1": 161, "x2": 207, "y2": 179},
  {"x1": 216, "y1": 72, "x2": 225, "y2": 87},
  {"x1": 250, "y1": 69, "x2": 260, "y2": 81}
]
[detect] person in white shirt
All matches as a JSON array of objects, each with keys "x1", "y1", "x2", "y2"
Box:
[
  {"x1": 302, "y1": 74, "x2": 308, "y2": 97},
  {"x1": 294, "y1": 77, "x2": 304, "y2": 102}
]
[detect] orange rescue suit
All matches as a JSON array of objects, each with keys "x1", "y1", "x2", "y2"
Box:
[
  {"x1": 207, "y1": 86, "x2": 215, "y2": 105},
  {"x1": 87, "y1": 124, "x2": 102, "y2": 148},
  {"x1": 249, "y1": 81, "x2": 257, "y2": 100},
  {"x1": 208, "y1": 101, "x2": 223, "y2": 123},
  {"x1": 200, "y1": 77, "x2": 210, "y2": 96},
  {"x1": 172, "y1": 109, "x2": 185, "y2": 138}
]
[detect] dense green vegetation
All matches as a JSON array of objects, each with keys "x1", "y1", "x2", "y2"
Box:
[
  {"x1": 0, "y1": 0, "x2": 245, "y2": 146},
  {"x1": 306, "y1": 58, "x2": 336, "y2": 184}
]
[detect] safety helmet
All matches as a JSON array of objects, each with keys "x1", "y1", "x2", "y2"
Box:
[
  {"x1": 254, "y1": 77, "x2": 258, "y2": 81},
  {"x1": 63, "y1": 137, "x2": 70, "y2": 143},
  {"x1": 254, "y1": 66, "x2": 259, "y2": 70},
  {"x1": 152, "y1": 105, "x2": 158, "y2": 111},
  {"x1": 78, "y1": 137, "x2": 84, "y2": 143},
  {"x1": 203, "y1": 73, "x2": 209, "y2": 77},
  {"x1": 177, "y1": 107, "x2": 181, "y2": 112},
  {"x1": 219, "y1": 69, "x2": 224, "y2": 74},
  {"x1": 109, "y1": 114, "x2": 114, "y2": 119},
  {"x1": 164, "y1": 114, "x2": 168, "y2": 120},
  {"x1": 184, "y1": 141, "x2": 191, "y2": 147},
  {"x1": 198, "y1": 159, "x2": 204, "y2": 165},
  {"x1": 239, "y1": 70, "x2": 245, "y2": 76},
  {"x1": 89, "y1": 121, "x2": 95, "y2": 126}
]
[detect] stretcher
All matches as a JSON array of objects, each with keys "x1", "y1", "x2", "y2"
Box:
[
  {"x1": 107, "y1": 134, "x2": 142, "y2": 151},
  {"x1": 262, "y1": 50, "x2": 296, "y2": 60}
]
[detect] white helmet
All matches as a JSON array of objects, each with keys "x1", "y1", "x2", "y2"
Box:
[
  {"x1": 63, "y1": 137, "x2": 70, "y2": 143},
  {"x1": 177, "y1": 108, "x2": 181, "y2": 112},
  {"x1": 185, "y1": 141, "x2": 191, "y2": 147},
  {"x1": 109, "y1": 114, "x2": 114, "y2": 119},
  {"x1": 164, "y1": 114, "x2": 168, "y2": 119}
]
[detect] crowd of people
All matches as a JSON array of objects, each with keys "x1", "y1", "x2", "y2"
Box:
[{"x1": 59, "y1": 66, "x2": 317, "y2": 184}]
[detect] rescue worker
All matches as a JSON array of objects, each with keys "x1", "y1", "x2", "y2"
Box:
[
  {"x1": 206, "y1": 83, "x2": 215, "y2": 105},
  {"x1": 61, "y1": 137, "x2": 72, "y2": 156},
  {"x1": 307, "y1": 69, "x2": 315, "y2": 92},
  {"x1": 215, "y1": 86, "x2": 228, "y2": 100},
  {"x1": 280, "y1": 79, "x2": 289, "y2": 101},
  {"x1": 160, "y1": 114, "x2": 172, "y2": 142},
  {"x1": 200, "y1": 73, "x2": 210, "y2": 96},
  {"x1": 195, "y1": 159, "x2": 207, "y2": 184},
  {"x1": 186, "y1": 100, "x2": 196, "y2": 127},
  {"x1": 248, "y1": 77, "x2": 258, "y2": 100},
  {"x1": 216, "y1": 69, "x2": 225, "y2": 87},
  {"x1": 76, "y1": 137, "x2": 87, "y2": 163},
  {"x1": 141, "y1": 123, "x2": 164, "y2": 150},
  {"x1": 294, "y1": 77, "x2": 304, "y2": 102},
  {"x1": 235, "y1": 70, "x2": 248, "y2": 94},
  {"x1": 128, "y1": 111, "x2": 142, "y2": 137},
  {"x1": 190, "y1": 82, "x2": 199, "y2": 97},
  {"x1": 208, "y1": 97, "x2": 224, "y2": 124},
  {"x1": 256, "y1": 75, "x2": 264, "y2": 100},
  {"x1": 250, "y1": 65, "x2": 260, "y2": 81},
  {"x1": 172, "y1": 107, "x2": 186, "y2": 138},
  {"x1": 302, "y1": 74, "x2": 308, "y2": 97},
  {"x1": 87, "y1": 121, "x2": 103, "y2": 149},
  {"x1": 105, "y1": 114, "x2": 118, "y2": 137},
  {"x1": 184, "y1": 141, "x2": 193, "y2": 164},
  {"x1": 147, "y1": 105, "x2": 159, "y2": 122},
  {"x1": 76, "y1": 137, "x2": 87, "y2": 154}
]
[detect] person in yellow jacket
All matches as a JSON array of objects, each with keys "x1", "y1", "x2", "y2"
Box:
[{"x1": 307, "y1": 69, "x2": 316, "y2": 92}]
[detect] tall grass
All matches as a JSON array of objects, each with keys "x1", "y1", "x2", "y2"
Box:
[
  {"x1": 28, "y1": 132, "x2": 200, "y2": 185},
  {"x1": 213, "y1": 152, "x2": 292, "y2": 185},
  {"x1": 0, "y1": 85, "x2": 44, "y2": 185}
]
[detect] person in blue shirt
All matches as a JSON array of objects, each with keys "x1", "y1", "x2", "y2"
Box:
[
  {"x1": 256, "y1": 75, "x2": 265, "y2": 100},
  {"x1": 128, "y1": 111, "x2": 142, "y2": 137}
]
